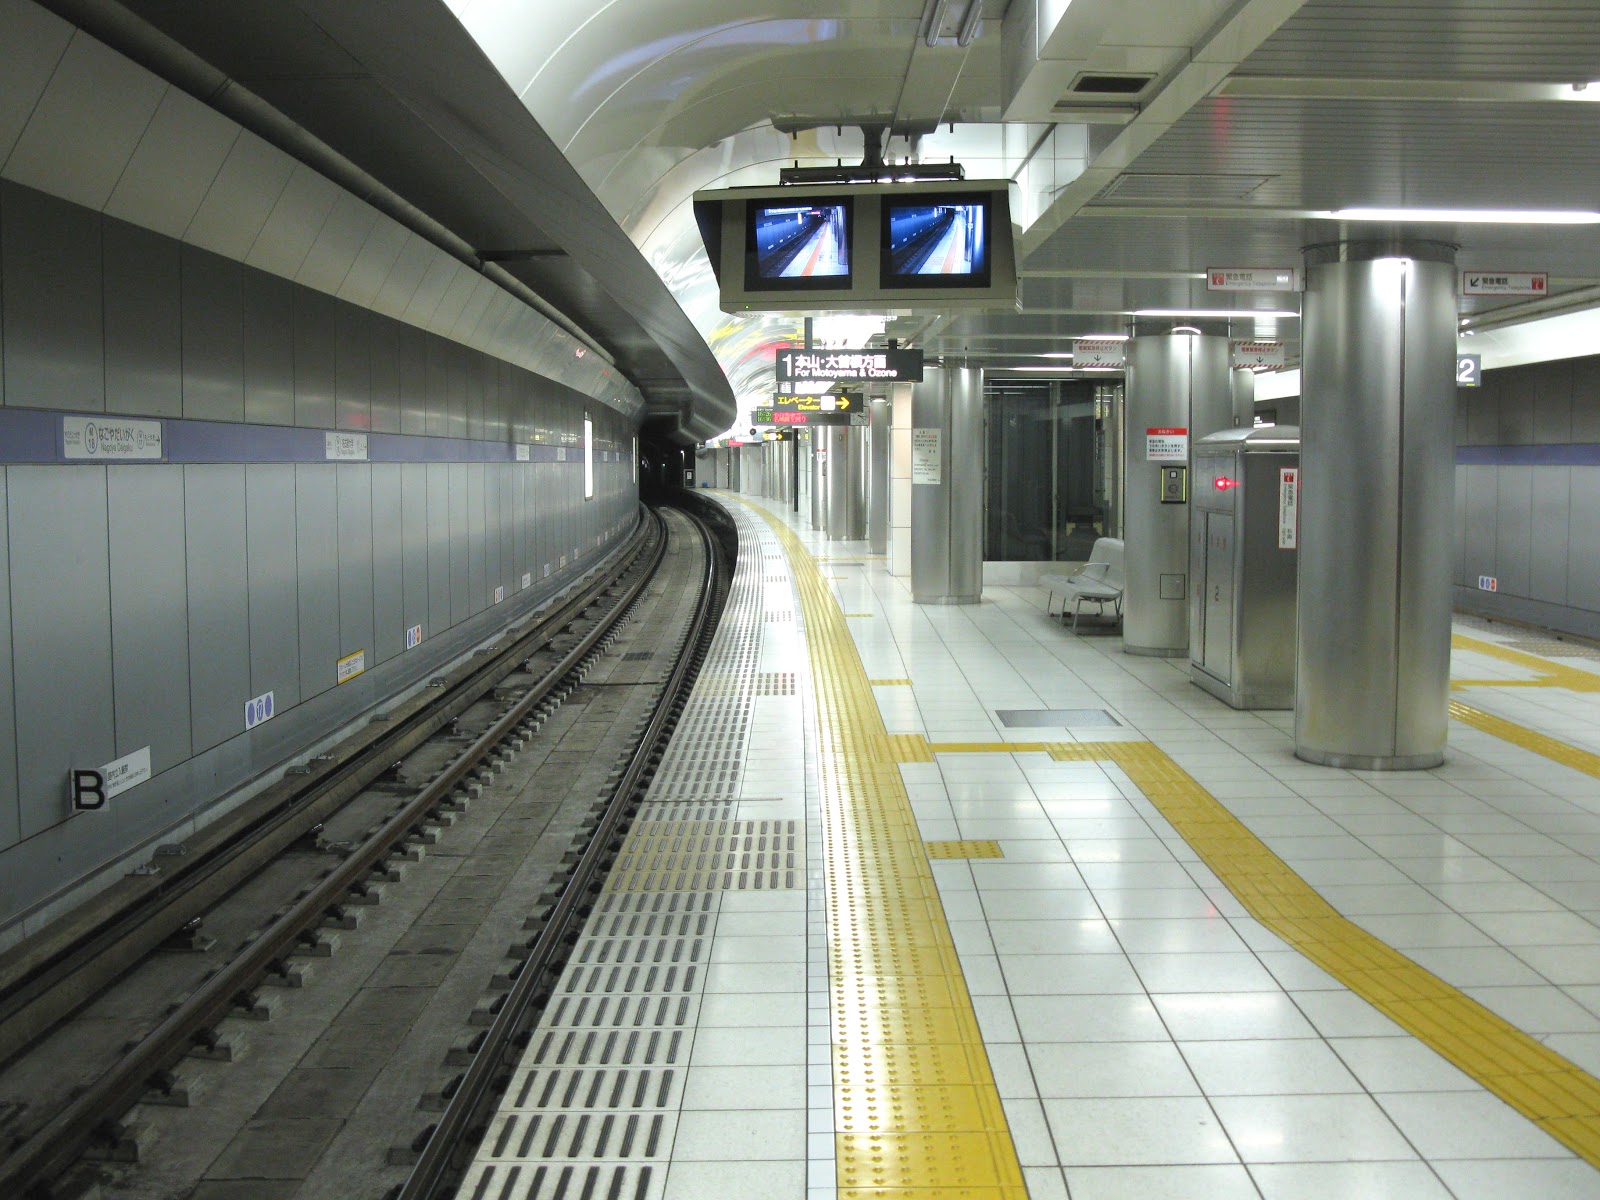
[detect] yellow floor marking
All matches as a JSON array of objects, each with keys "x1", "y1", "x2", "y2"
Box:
[
  {"x1": 1451, "y1": 701, "x2": 1600, "y2": 779},
  {"x1": 911, "y1": 734, "x2": 1600, "y2": 1164},
  {"x1": 842, "y1": 612, "x2": 874, "y2": 618},
  {"x1": 1453, "y1": 633, "x2": 1600, "y2": 692},
  {"x1": 926, "y1": 840, "x2": 1004, "y2": 860},
  {"x1": 870, "y1": 678, "x2": 912, "y2": 687},
  {"x1": 739, "y1": 501, "x2": 1027, "y2": 1199}
]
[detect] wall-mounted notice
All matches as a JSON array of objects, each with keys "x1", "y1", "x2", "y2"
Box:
[
  {"x1": 1231, "y1": 341, "x2": 1286, "y2": 370},
  {"x1": 521, "y1": 572, "x2": 532, "y2": 589},
  {"x1": 244, "y1": 690, "x2": 275, "y2": 730},
  {"x1": 494, "y1": 585, "x2": 505, "y2": 604},
  {"x1": 406, "y1": 624, "x2": 423, "y2": 649},
  {"x1": 515, "y1": 444, "x2": 530, "y2": 461},
  {"x1": 1462, "y1": 271, "x2": 1546, "y2": 297},
  {"x1": 1478, "y1": 575, "x2": 1499, "y2": 592},
  {"x1": 911, "y1": 428, "x2": 943, "y2": 484},
  {"x1": 1073, "y1": 339, "x2": 1126, "y2": 368},
  {"x1": 1278, "y1": 468, "x2": 1299, "y2": 549},
  {"x1": 70, "y1": 745, "x2": 152, "y2": 811},
  {"x1": 336, "y1": 649, "x2": 366, "y2": 684},
  {"x1": 1145, "y1": 427, "x2": 1189, "y2": 462},
  {"x1": 63, "y1": 416, "x2": 163, "y2": 460},
  {"x1": 325, "y1": 432, "x2": 368, "y2": 461}
]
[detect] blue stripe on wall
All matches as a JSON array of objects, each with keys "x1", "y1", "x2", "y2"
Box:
[
  {"x1": 0, "y1": 407, "x2": 627, "y2": 466},
  {"x1": 1456, "y1": 444, "x2": 1600, "y2": 467}
]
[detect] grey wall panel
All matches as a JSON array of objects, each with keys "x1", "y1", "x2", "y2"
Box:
[
  {"x1": 8, "y1": 466, "x2": 113, "y2": 837},
  {"x1": 448, "y1": 464, "x2": 469, "y2": 627},
  {"x1": 466, "y1": 353, "x2": 486, "y2": 441},
  {"x1": 370, "y1": 233, "x2": 431, "y2": 321},
  {"x1": 295, "y1": 465, "x2": 340, "y2": 699},
  {"x1": 369, "y1": 317, "x2": 400, "y2": 435},
  {"x1": 293, "y1": 289, "x2": 336, "y2": 429},
  {"x1": 426, "y1": 338, "x2": 450, "y2": 439},
  {"x1": 180, "y1": 245, "x2": 244, "y2": 422},
  {"x1": 483, "y1": 464, "x2": 501, "y2": 603},
  {"x1": 371, "y1": 465, "x2": 403, "y2": 666},
  {"x1": 108, "y1": 467, "x2": 191, "y2": 765},
  {"x1": 337, "y1": 218, "x2": 408, "y2": 309},
  {"x1": 336, "y1": 467, "x2": 374, "y2": 670},
  {"x1": 1529, "y1": 467, "x2": 1572, "y2": 606},
  {"x1": 0, "y1": 471, "x2": 17, "y2": 850},
  {"x1": 425, "y1": 464, "x2": 450, "y2": 640},
  {"x1": 244, "y1": 164, "x2": 336, "y2": 280},
  {"x1": 398, "y1": 325, "x2": 428, "y2": 436},
  {"x1": 183, "y1": 130, "x2": 293, "y2": 262},
  {"x1": 447, "y1": 343, "x2": 470, "y2": 440},
  {"x1": 1462, "y1": 464, "x2": 1497, "y2": 585},
  {"x1": 184, "y1": 467, "x2": 250, "y2": 754},
  {"x1": 1569, "y1": 470, "x2": 1600, "y2": 613},
  {"x1": 103, "y1": 86, "x2": 240, "y2": 241},
  {"x1": 468, "y1": 463, "x2": 487, "y2": 612},
  {"x1": 243, "y1": 270, "x2": 295, "y2": 426},
  {"x1": 244, "y1": 465, "x2": 300, "y2": 709},
  {"x1": 1493, "y1": 465, "x2": 1532, "y2": 597},
  {"x1": 399, "y1": 464, "x2": 429, "y2": 644},
  {"x1": 334, "y1": 304, "x2": 372, "y2": 432},
  {"x1": 1573, "y1": 358, "x2": 1600, "y2": 443},
  {"x1": 296, "y1": 192, "x2": 376, "y2": 296},
  {"x1": 1463, "y1": 375, "x2": 1498, "y2": 446},
  {"x1": 500, "y1": 465, "x2": 516, "y2": 595},
  {"x1": 103, "y1": 218, "x2": 181, "y2": 417},
  {"x1": 1496, "y1": 372, "x2": 1534, "y2": 445},
  {"x1": 1453, "y1": 466, "x2": 1468, "y2": 585},
  {"x1": 511, "y1": 466, "x2": 528, "y2": 590},
  {"x1": 2, "y1": 181, "x2": 102, "y2": 410},
  {"x1": 1533, "y1": 361, "x2": 1574, "y2": 445}
]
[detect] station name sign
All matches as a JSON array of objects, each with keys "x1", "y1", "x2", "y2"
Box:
[{"x1": 776, "y1": 347, "x2": 923, "y2": 383}]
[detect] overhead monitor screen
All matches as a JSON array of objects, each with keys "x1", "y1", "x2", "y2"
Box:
[
  {"x1": 746, "y1": 199, "x2": 852, "y2": 289},
  {"x1": 882, "y1": 196, "x2": 991, "y2": 287}
]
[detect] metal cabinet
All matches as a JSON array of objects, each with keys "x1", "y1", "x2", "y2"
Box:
[{"x1": 1189, "y1": 426, "x2": 1300, "y2": 709}]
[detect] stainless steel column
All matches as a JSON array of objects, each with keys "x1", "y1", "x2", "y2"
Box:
[
  {"x1": 809, "y1": 433, "x2": 825, "y2": 530},
  {"x1": 911, "y1": 364, "x2": 983, "y2": 604},
  {"x1": 868, "y1": 397, "x2": 889, "y2": 554},
  {"x1": 1232, "y1": 368, "x2": 1256, "y2": 428},
  {"x1": 1296, "y1": 240, "x2": 1457, "y2": 770},
  {"x1": 1122, "y1": 334, "x2": 1233, "y2": 656},
  {"x1": 824, "y1": 426, "x2": 858, "y2": 540}
]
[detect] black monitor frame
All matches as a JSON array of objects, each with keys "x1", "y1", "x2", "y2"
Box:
[{"x1": 743, "y1": 196, "x2": 854, "y2": 292}]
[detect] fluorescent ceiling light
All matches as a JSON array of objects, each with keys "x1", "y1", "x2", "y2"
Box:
[
  {"x1": 1038, "y1": 352, "x2": 1076, "y2": 359},
  {"x1": 1323, "y1": 207, "x2": 1600, "y2": 225},
  {"x1": 996, "y1": 365, "x2": 1122, "y2": 372},
  {"x1": 1079, "y1": 333, "x2": 1130, "y2": 341},
  {"x1": 1133, "y1": 308, "x2": 1299, "y2": 319}
]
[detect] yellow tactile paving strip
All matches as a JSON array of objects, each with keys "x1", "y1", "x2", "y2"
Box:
[
  {"x1": 870, "y1": 678, "x2": 912, "y2": 687},
  {"x1": 743, "y1": 503, "x2": 1028, "y2": 1199},
  {"x1": 1453, "y1": 633, "x2": 1600, "y2": 692},
  {"x1": 925, "y1": 840, "x2": 1005, "y2": 860},
  {"x1": 1450, "y1": 701, "x2": 1600, "y2": 781}
]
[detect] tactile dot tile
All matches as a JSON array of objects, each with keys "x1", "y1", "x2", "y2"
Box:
[{"x1": 924, "y1": 840, "x2": 1004, "y2": 860}]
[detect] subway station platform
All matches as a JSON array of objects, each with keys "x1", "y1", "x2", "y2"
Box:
[{"x1": 463, "y1": 492, "x2": 1600, "y2": 1200}]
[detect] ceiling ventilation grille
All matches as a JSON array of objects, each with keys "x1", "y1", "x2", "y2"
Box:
[
  {"x1": 1071, "y1": 73, "x2": 1153, "y2": 95},
  {"x1": 1097, "y1": 173, "x2": 1275, "y2": 204}
]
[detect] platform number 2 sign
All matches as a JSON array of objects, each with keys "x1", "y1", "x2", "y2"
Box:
[{"x1": 1457, "y1": 354, "x2": 1482, "y2": 387}]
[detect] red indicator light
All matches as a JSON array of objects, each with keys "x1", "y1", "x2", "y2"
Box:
[{"x1": 1214, "y1": 476, "x2": 1240, "y2": 490}]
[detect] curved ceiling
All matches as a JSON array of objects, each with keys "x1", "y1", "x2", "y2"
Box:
[{"x1": 450, "y1": 0, "x2": 1600, "y2": 437}]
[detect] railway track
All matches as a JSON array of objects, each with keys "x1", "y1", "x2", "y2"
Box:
[{"x1": 0, "y1": 497, "x2": 734, "y2": 1200}]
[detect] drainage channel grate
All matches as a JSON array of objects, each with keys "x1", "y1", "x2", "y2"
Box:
[
  {"x1": 606, "y1": 821, "x2": 804, "y2": 892},
  {"x1": 1505, "y1": 638, "x2": 1600, "y2": 662},
  {"x1": 459, "y1": 1161, "x2": 659, "y2": 1200},
  {"x1": 756, "y1": 671, "x2": 796, "y2": 696},
  {"x1": 996, "y1": 708, "x2": 1121, "y2": 728}
]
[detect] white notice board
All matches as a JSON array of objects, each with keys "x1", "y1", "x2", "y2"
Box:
[
  {"x1": 911, "y1": 429, "x2": 943, "y2": 484},
  {"x1": 1145, "y1": 427, "x2": 1188, "y2": 462},
  {"x1": 1278, "y1": 468, "x2": 1299, "y2": 549}
]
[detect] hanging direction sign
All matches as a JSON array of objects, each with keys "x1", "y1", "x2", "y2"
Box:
[
  {"x1": 776, "y1": 347, "x2": 923, "y2": 383},
  {"x1": 772, "y1": 390, "x2": 861, "y2": 413},
  {"x1": 1207, "y1": 267, "x2": 1299, "y2": 293},
  {"x1": 772, "y1": 410, "x2": 854, "y2": 426},
  {"x1": 1461, "y1": 271, "x2": 1546, "y2": 297},
  {"x1": 1073, "y1": 339, "x2": 1126, "y2": 368}
]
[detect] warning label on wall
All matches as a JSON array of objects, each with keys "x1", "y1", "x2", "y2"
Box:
[
  {"x1": 1278, "y1": 468, "x2": 1299, "y2": 549},
  {"x1": 1145, "y1": 427, "x2": 1188, "y2": 462}
]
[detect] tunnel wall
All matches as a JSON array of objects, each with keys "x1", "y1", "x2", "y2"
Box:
[{"x1": 0, "y1": 179, "x2": 639, "y2": 934}]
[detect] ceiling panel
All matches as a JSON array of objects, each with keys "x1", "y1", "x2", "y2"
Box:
[{"x1": 1242, "y1": 0, "x2": 1600, "y2": 82}]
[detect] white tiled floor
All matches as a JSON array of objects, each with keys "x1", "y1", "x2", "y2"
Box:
[{"x1": 739, "y1": 493, "x2": 1600, "y2": 1198}]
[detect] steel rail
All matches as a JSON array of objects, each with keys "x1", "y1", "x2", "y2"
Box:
[
  {"x1": 0, "y1": 512, "x2": 672, "y2": 1198},
  {"x1": 395, "y1": 500, "x2": 730, "y2": 1200}
]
